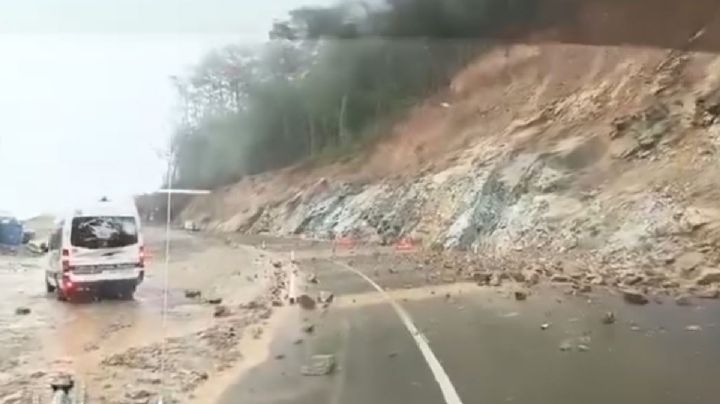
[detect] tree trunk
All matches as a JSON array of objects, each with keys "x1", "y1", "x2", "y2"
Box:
[
  {"x1": 308, "y1": 115, "x2": 317, "y2": 157},
  {"x1": 338, "y1": 94, "x2": 348, "y2": 146}
]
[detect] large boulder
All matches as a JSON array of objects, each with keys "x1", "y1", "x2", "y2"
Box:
[
  {"x1": 696, "y1": 269, "x2": 720, "y2": 286},
  {"x1": 622, "y1": 289, "x2": 649, "y2": 305}
]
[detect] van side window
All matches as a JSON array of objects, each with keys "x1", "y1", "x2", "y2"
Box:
[{"x1": 49, "y1": 228, "x2": 62, "y2": 251}]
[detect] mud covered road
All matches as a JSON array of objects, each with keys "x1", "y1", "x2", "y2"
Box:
[
  {"x1": 0, "y1": 228, "x2": 287, "y2": 404},
  {"x1": 3, "y1": 231, "x2": 720, "y2": 404}
]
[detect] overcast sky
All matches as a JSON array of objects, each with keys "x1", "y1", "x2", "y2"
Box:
[{"x1": 0, "y1": 0, "x2": 332, "y2": 219}]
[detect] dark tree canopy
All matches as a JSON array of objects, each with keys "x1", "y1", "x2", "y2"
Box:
[{"x1": 171, "y1": 0, "x2": 540, "y2": 189}]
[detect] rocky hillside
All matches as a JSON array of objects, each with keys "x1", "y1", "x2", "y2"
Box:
[{"x1": 181, "y1": 43, "x2": 720, "y2": 297}]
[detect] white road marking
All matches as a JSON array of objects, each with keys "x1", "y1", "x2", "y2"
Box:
[{"x1": 335, "y1": 262, "x2": 465, "y2": 404}]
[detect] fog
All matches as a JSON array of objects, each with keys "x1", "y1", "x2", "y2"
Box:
[{"x1": 0, "y1": 0, "x2": 332, "y2": 219}]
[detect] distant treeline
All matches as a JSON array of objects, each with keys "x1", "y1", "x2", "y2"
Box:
[{"x1": 171, "y1": 0, "x2": 541, "y2": 189}]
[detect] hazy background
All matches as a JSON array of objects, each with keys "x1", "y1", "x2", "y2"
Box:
[{"x1": 0, "y1": 0, "x2": 330, "y2": 218}]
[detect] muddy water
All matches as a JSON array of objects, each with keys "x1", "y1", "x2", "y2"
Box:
[{"x1": 0, "y1": 228, "x2": 278, "y2": 402}]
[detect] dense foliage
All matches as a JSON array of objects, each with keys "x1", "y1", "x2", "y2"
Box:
[{"x1": 171, "y1": 0, "x2": 540, "y2": 188}]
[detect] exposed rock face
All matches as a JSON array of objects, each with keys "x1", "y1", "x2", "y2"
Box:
[{"x1": 180, "y1": 45, "x2": 720, "y2": 297}]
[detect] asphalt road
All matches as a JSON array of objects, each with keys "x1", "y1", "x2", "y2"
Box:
[{"x1": 218, "y1": 238, "x2": 720, "y2": 404}]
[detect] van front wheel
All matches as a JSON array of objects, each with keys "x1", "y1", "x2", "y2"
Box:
[{"x1": 117, "y1": 286, "x2": 136, "y2": 301}]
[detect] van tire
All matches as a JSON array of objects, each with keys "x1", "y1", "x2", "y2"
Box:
[
  {"x1": 55, "y1": 277, "x2": 67, "y2": 302},
  {"x1": 118, "y1": 287, "x2": 135, "y2": 301},
  {"x1": 56, "y1": 291, "x2": 67, "y2": 302},
  {"x1": 45, "y1": 274, "x2": 56, "y2": 293}
]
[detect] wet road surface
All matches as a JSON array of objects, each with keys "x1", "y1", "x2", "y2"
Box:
[{"x1": 218, "y1": 239, "x2": 720, "y2": 404}]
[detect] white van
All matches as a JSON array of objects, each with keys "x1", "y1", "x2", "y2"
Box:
[{"x1": 45, "y1": 198, "x2": 145, "y2": 300}]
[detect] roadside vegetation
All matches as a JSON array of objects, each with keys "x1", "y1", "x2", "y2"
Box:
[{"x1": 170, "y1": 0, "x2": 540, "y2": 188}]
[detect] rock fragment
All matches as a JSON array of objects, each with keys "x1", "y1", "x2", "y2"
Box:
[
  {"x1": 602, "y1": 311, "x2": 616, "y2": 324},
  {"x1": 184, "y1": 289, "x2": 201, "y2": 299},
  {"x1": 675, "y1": 295, "x2": 693, "y2": 306},
  {"x1": 14, "y1": 307, "x2": 31, "y2": 315},
  {"x1": 696, "y1": 269, "x2": 720, "y2": 286},
  {"x1": 318, "y1": 291, "x2": 334, "y2": 304},
  {"x1": 472, "y1": 271, "x2": 492, "y2": 285},
  {"x1": 213, "y1": 305, "x2": 230, "y2": 318},
  {"x1": 559, "y1": 340, "x2": 573, "y2": 351},
  {"x1": 514, "y1": 290, "x2": 528, "y2": 301},
  {"x1": 550, "y1": 274, "x2": 571, "y2": 283},
  {"x1": 622, "y1": 289, "x2": 649, "y2": 305},
  {"x1": 697, "y1": 288, "x2": 720, "y2": 299},
  {"x1": 301, "y1": 354, "x2": 336, "y2": 376},
  {"x1": 297, "y1": 295, "x2": 317, "y2": 310}
]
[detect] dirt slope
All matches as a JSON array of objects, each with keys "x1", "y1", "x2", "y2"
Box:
[{"x1": 181, "y1": 42, "x2": 720, "y2": 298}]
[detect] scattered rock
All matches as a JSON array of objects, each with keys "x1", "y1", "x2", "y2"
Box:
[
  {"x1": 14, "y1": 307, "x2": 31, "y2": 315},
  {"x1": 622, "y1": 289, "x2": 649, "y2": 305},
  {"x1": 675, "y1": 295, "x2": 693, "y2": 306},
  {"x1": 83, "y1": 342, "x2": 100, "y2": 352},
  {"x1": 514, "y1": 290, "x2": 528, "y2": 301},
  {"x1": 205, "y1": 297, "x2": 223, "y2": 305},
  {"x1": 271, "y1": 300, "x2": 284, "y2": 307},
  {"x1": 318, "y1": 291, "x2": 335, "y2": 304},
  {"x1": 137, "y1": 377, "x2": 162, "y2": 385},
  {"x1": 272, "y1": 261, "x2": 283, "y2": 269},
  {"x1": 472, "y1": 271, "x2": 492, "y2": 285},
  {"x1": 213, "y1": 305, "x2": 230, "y2": 318},
  {"x1": 559, "y1": 340, "x2": 573, "y2": 351},
  {"x1": 297, "y1": 295, "x2": 317, "y2": 310},
  {"x1": 577, "y1": 344, "x2": 590, "y2": 352},
  {"x1": 126, "y1": 389, "x2": 153, "y2": 401},
  {"x1": 294, "y1": 338, "x2": 304, "y2": 345},
  {"x1": 302, "y1": 324, "x2": 315, "y2": 334},
  {"x1": 308, "y1": 273, "x2": 319, "y2": 284},
  {"x1": 301, "y1": 354, "x2": 336, "y2": 376},
  {"x1": 685, "y1": 325, "x2": 702, "y2": 332},
  {"x1": 578, "y1": 284, "x2": 592, "y2": 293},
  {"x1": 697, "y1": 288, "x2": 720, "y2": 299},
  {"x1": 489, "y1": 274, "x2": 502, "y2": 287},
  {"x1": 251, "y1": 327, "x2": 263, "y2": 339},
  {"x1": 623, "y1": 275, "x2": 645, "y2": 286},
  {"x1": 509, "y1": 271, "x2": 526, "y2": 283},
  {"x1": 683, "y1": 207, "x2": 720, "y2": 230},
  {"x1": 696, "y1": 269, "x2": 720, "y2": 286},
  {"x1": 550, "y1": 274, "x2": 571, "y2": 283},
  {"x1": 184, "y1": 289, "x2": 202, "y2": 299},
  {"x1": 29, "y1": 370, "x2": 46, "y2": 379},
  {"x1": 675, "y1": 252, "x2": 705, "y2": 274},
  {"x1": 275, "y1": 354, "x2": 286, "y2": 360},
  {"x1": 602, "y1": 311, "x2": 616, "y2": 324},
  {"x1": 243, "y1": 300, "x2": 261, "y2": 310},
  {"x1": 388, "y1": 351, "x2": 399, "y2": 358},
  {"x1": 525, "y1": 271, "x2": 541, "y2": 286},
  {"x1": 541, "y1": 323, "x2": 550, "y2": 330}
]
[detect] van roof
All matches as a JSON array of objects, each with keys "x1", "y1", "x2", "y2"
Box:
[{"x1": 64, "y1": 199, "x2": 139, "y2": 220}]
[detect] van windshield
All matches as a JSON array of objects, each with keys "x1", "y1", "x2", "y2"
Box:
[{"x1": 71, "y1": 216, "x2": 138, "y2": 249}]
